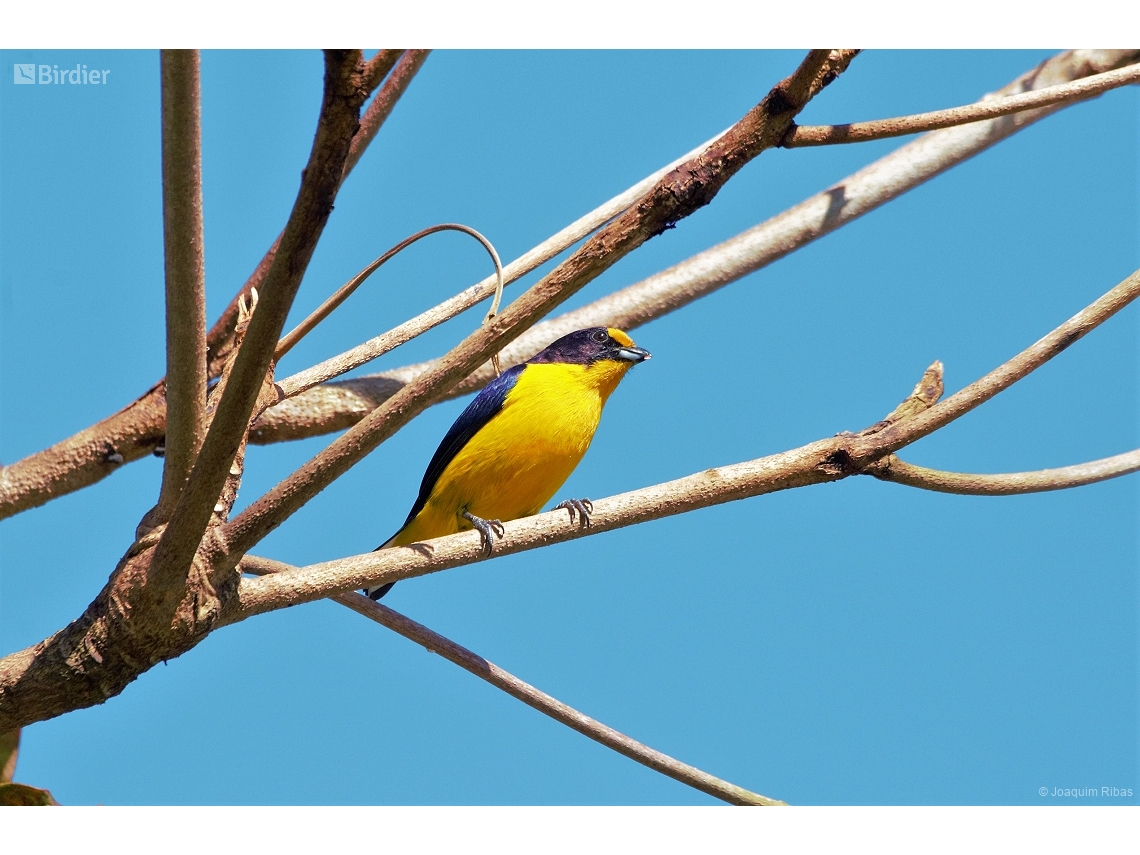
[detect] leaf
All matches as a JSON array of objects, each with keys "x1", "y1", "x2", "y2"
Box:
[
  {"x1": 0, "y1": 782, "x2": 59, "y2": 806},
  {"x1": 0, "y1": 730, "x2": 18, "y2": 784}
]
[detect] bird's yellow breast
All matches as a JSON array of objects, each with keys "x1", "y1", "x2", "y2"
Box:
[{"x1": 391, "y1": 359, "x2": 631, "y2": 546}]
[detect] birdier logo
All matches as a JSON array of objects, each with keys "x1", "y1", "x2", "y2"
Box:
[{"x1": 12, "y1": 63, "x2": 111, "y2": 85}]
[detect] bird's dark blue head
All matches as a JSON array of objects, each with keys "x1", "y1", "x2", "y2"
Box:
[{"x1": 527, "y1": 327, "x2": 651, "y2": 366}]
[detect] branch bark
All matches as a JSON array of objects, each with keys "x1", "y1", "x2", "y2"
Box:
[
  {"x1": 148, "y1": 51, "x2": 371, "y2": 597},
  {"x1": 240, "y1": 556, "x2": 783, "y2": 806},
  {"x1": 222, "y1": 49, "x2": 859, "y2": 561},
  {"x1": 782, "y1": 62, "x2": 1140, "y2": 147},
  {"x1": 0, "y1": 48, "x2": 423, "y2": 521},
  {"x1": 864, "y1": 449, "x2": 1140, "y2": 496},
  {"x1": 155, "y1": 50, "x2": 207, "y2": 523},
  {"x1": 0, "y1": 52, "x2": 373, "y2": 734},
  {"x1": 226, "y1": 265, "x2": 1140, "y2": 616},
  {"x1": 249, "y1": 49, "x2": 1140, "y2": 445}
]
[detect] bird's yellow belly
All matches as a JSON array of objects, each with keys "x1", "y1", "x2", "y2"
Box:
[{"x1": 392, "y1": 361, "x2": 624, "y2": 545}]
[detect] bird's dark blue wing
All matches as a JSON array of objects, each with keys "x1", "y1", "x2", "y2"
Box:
[{"x1": 399, "y1": 363, "x2": 526, "y2": 528}]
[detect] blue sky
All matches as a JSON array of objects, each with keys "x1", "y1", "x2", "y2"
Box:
[{"x1": 0, "y1": 50, "x2": 1136, "y2": 805}]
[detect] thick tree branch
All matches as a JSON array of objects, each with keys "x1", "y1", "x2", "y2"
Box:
[
  {"x1": 227, "y1": 265, "x2": 1140, "y2": 616},
  {"x1": 249, "y1": 49, "x2": 1140, "y2": 445},
  {"x1": 0, "y1": 48, "x2": 421, "y2": 521},
  {"x1": 240, "y1": 556, "x2": 782, "y2": 806},
  {"x1": 864, "y1": 449, "x2": 1140, "y2": 496},
  {"x1": 222, "y1": 49, "x2": 859, "y2": 560},
  {"x1": 148, "y1": 51, "x2": 370, "y2": 598},
  {"x1": 0, "y1": 52, "x2": 372, "y2": 735},
  {"x1": 782, "y1": 62, "x2": 1140, "y2": 147},
  {"x1": 155, "y1": 50, "x2": 208, "y2": 523}
]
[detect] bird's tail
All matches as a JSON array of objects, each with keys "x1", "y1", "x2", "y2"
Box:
[{"x1": 364, "y1": 534, "x2": 398, "y2": 601}]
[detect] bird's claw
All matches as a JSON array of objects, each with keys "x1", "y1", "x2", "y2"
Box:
[
  {"x1": 556, "y1": 498, "x2": 593, "y2": 528},
  {"x1": 462, "y1": 510, "x2": 505, "y2": 556}
]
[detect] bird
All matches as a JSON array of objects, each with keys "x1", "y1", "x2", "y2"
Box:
[{"x1": 365, "y1": 326, "x2": 650, "y2": 600}]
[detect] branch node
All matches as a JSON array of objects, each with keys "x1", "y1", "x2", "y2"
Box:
[{"x1": 860, "y1": 360, "x2": 944, "y2": 437}]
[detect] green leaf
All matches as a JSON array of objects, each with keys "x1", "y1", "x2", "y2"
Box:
[
  {"x1": 0, "y1": 730, "x2": 18, "y2": 784},
  {"x1": 0, "y1": 782, "x2": 59, "y2": 806}
]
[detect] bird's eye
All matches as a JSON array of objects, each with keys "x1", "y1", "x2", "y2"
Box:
[{"x1": 591, "y1": 330, "x2": 608, "y2": 343}]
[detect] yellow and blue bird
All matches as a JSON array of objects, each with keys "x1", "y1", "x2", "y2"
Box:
[{"x1": 366, "y1": 326, "x2": 650, "y2": 600}]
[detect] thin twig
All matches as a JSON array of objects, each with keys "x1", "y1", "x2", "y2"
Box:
[
  {"x1": 222, "y1": 50, "x2": 858, "y2": 561},
  {"x1": 249, "y1": 49, "x2": 1140, "y2": 446},
  {"x1": 782, "y1": 62, "x2": 1140, "y2": 147},
  {"x1": 155, "y1": 50, "x2": 207, "y2": 522},
  {"x1": 864, "y1": 449, "x2": 1140, "y2": 495},
  {"x1": 228, "y1": 266, "x2": 1140, "y2": 616},
  {"x1": 360, "y1": 49, "x2": 402, "y2": 96},
  {"x1": 344, "y1": 50, "x2": 430, "y2": 179},
  {"x1": 240, "y1": 556, "x2": 783, "y2": 806},
  {"x1": 274, "y1": 224, "x2": 504, "y2": 381}
]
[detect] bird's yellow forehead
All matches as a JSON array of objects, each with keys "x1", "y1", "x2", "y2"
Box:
[{"x1": 607, "y1": 328, "x2": 634, "y2": 347}]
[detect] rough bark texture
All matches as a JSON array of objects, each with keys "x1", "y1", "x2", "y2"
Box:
[{"x1": 0, "y1": 52, "x2": 372, "y2": 733}]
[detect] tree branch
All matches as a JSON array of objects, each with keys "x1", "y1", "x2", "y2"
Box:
[
  {"x1": 147, "y1": 51, "x2": 371, "y2": 598},
  {"x1": 222, "y1": 49, "x2": 858, "y2": 561},
  {"x1": 227, "y1": 265, "x2": 1140, "y2": 617},
  {"x1": 343, "y1": 50, "x2": 429, "y2": 179},
  {"x1": 273, "y1": 223, "x2": 503, "y2": 373},
  {"x1": 864, "y1": 449, "x2": 1140, "y2": 496},
  {"x1": 0, "y1": 53, "x2": 375, "y2": 735},
  {"x1": 782, "y1": 61, "x2": 1140, "y2": 147},
  {"x1": 360, "y1": 49, "x2": 402, "y2": 97},
  {"x1": 155, "y1": 50, "x2": 207, "y2": 523},
  {"x1": 240, "y1": 556, "x2": 783, "y2": 806},
  {"x1": 0, "y1": 48, "x2": 423, "y2": 521},
  {"x1": 249, "y1": 49, "x2": 1140, "y2": 446}
]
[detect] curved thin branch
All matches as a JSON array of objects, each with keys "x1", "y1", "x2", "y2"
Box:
[
  {"x1": 222, "y1": 49, "x2": 858, "y2": 561},
  {"x1": 274, "y1": 224, "x2": 504, "y2": 385},
  {"x1": 156, "y1": 50, "x2": 207, "y2": 522},
  {"x1": 782, "y1": 61, "x2": 1140, "y2": 147},
  {"x1": 240, "y1": 556, "x2": 782, "y2": 806},
  {"x1": 864, "y1": 449, "x2": 1140, "y2": 496},
  {"x1": 227, "y1": 265, "x2": 1140, "y2": 617},
  {"x1": 271, "y1": 127, "x2": 737, "y2": 400},
  {"x1": 249, "y1": 48, "x2": 1140, "y2": 446}
]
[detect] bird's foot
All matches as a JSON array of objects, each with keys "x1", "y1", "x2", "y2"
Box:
[
  {"x1": 556, "y1": 498, "x2": 593, "y2": 528},
  {"x1": 462, "y1": 510, "x2": 505, "y2": 556}
]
